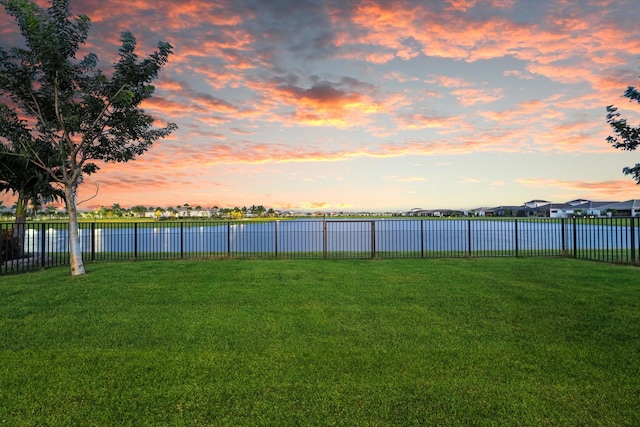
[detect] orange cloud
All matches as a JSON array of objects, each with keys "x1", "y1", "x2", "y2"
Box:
[
  {"x1": 241, "y1": 76, "x2": 389, "y2": 128},
  {"x1": 517, "y1": 178, "x2": 639, "y2": 199},
  {"x1": 328, "y1": 0, "x2": 640, "y2": 102}
]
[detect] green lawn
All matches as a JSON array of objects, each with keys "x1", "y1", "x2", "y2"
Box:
[{"x1": 1, "y1": 258, "x2": 639, "y2": 426}]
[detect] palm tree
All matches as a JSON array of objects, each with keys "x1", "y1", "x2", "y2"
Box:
[
  {"x1": 111, "y1": 203, "x2": 123, "y2": 218},
  {"x1": 45, "y1": 205, "x2": 58, "y2": 219},
  {"x1": 28, "y1": 200, "x2": 42, "y2": 219}
]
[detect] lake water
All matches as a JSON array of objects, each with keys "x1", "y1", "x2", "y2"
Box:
[{"x1": 20, "y1": 218, "x2": 639, "y2": 256}]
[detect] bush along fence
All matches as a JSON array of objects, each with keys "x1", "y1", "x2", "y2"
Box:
[{"x1": 1, "y1": 217, "x2": 639, "y2": 274}]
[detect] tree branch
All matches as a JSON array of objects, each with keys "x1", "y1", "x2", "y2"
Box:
[{"x1": 77, "y1": 182, "x2": 99, "y2": 206}]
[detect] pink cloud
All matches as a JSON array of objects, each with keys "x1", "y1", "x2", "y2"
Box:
[
  {"x1": 328, "y1": 0, "x2": 640, "y2": 103},
  {"x1": 395, "y1": 112, "x2": 469, "y2": 132},
  {"x1": 446, "y1": 0, "x2": 515, "y2": 12},
  {"x1": 426, "y1": 76, "x2": 475, "y2": 88},
  {"x1": 451, "y1": 88, "x2": 504, "y2": 106},
  {"x1": 517, "y1": 178, "x2": 639, "y2": 199}
]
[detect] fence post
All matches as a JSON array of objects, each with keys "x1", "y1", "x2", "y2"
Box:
[
  {"x1": 467, "y1": 219, "x2": 472, "y2": 258},
  {"x1": 90, "y1": 222, "x2": 96, "y2": 261},
  {"x1": 228, "y1": 222, "x2": 232, "y2": 257},
  {"x1": 371, "y1": 221, "x2": 376, "y2": 259},
  {"x1": 323, "y1": 219, "x2": 327, "y2": 259},
  {"x1": 514, "y1": 219, "x2": 518, "y2": 257},
  {"x1": 274, "y1": 221, "x2": 278, "y2": 258},
  {"x1": 134, "y1": 223, "x2": 138, "y2": 260},
  {"x1": 572, "y1": 217, "x2": 578, "y2": 258},
  {"x1": 180, "y1": 222, "x2": 184, "y2": 258},
  {"x1": 420, "y1": 220, "x2": 424, "y2": 258},
  {"x1": 631, "y1": 216, "x2": 636, "y2": 263},
  {"x1": 40, "y1": 223, "x2": 46, "y2": 268},
  {"x1": 561, "y1": 218, "x2": 566, "y2": 255}
]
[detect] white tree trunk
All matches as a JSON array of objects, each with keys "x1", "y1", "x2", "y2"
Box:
[{"x1": 65, "y1": 184, "x2": 86, "y2": 276}]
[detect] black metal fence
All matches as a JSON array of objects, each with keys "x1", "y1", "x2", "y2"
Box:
[{"x1": 1, "y1": 217, "x2": 639, "y2": 274}]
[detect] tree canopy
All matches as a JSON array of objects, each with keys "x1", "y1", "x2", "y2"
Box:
[
  {"x1": 0, "y1": 0, "x2": 177, "y2": 275},
  {"x1": 606, "y1": 85, "x2": 640, "y2": 183},
  {"x1": 0, "y1": 104, "x2": 63, "y2": 220}
]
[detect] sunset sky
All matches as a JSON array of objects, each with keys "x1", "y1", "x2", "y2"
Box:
[{"x1": 2, "y1": 0, "x2": 640, "y2": 212}]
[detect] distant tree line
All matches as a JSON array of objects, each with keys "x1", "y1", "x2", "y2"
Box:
[{"x1": 0, "y1": 202, "x2": 280, "y2": 220}]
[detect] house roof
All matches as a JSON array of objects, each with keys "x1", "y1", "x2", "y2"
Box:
[
  {"x1": 566, "y1": 199, "x2": 591, "y2": 206},
  {"x1": 572, "y1": 201, "x2": 619, "y2": 209},
  {"x1": 524, "y1": 199, "x2": 550, "y2": 204},
  {"x1": 493, "y1": 206, "x2": 523, "y2": 210},
  {"x1": 599, "y1": 199, "x2": 640, "y2": 210},
  {"x1": 541, "y1": 203, "x2": 574, "y2": 210}
]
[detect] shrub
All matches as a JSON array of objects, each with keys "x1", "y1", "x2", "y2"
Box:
[{"x1": 0, "y1": 228, "x2": 21, "y2": 262}]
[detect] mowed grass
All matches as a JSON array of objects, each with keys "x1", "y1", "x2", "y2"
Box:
[{"x1": 1, "y1": 258, "x2": 639, "y2": 426}]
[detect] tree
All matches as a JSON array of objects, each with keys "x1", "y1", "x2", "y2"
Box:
[
  {"x1": 28, "y1": 198, "x2": 41, "y2": 218},
  {"x1": 0, "y1": 0, "x2": 177, "y2": 275},
  {"x1": 231, "y1": 207, "x2": 243, "y2": 219},
  {"x1": 44, "y1": 204, "x2": 57, "y2": 218},
  {"x1": 1, "y1": 144, "x2": 62, "y2": 220},
  {"x1": 96, "y1": 206, "x2": 107, "y2": 219},
  {"x1": 111, "y1": 203, "x2": 122, "y2": 218},
  {"x1": 130, "y1": 205, "x2": 147, "y2": 217},
  {"x1": 154, "y1": 207, "x2": 164, "y2": 221},
  {"x1": 0, "y1": 136, "x2": 63, "y2": 252},
  {"x1": 606, "y1": 84, "x2": 640, "y2": 183}
]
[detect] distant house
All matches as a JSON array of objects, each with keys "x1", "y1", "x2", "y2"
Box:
[
  {"x1": 532, "y1": 200, "x2": 627, "y2": 218},
  {"x1": 523, "y1": 200, "x2": 550, "y2": 209},
  {"x1": 492, "y1": 206, "x2": 522, "y2": 217},
  {"x1": 598, "y1": 200, "x2": 640, "y2": 217},
  {"x1": 566, "y1": 199, "x2": 591, "y2": 206},
  {"x1": 515, "y1": 200, "x2": 549, "y2": 217},
  {"x1": 537, "y1": 203, "x2": 569, "y2": 218},
  {"x1": 413, "y1": 209, "x2": 435, "y2": 217},
  {"x1": 473, "y1": 207, "x2": 495, "y2": 217},
  {"x1": 413, "y1": 209, "x2": 464, "y2": 217},
  {"x1": 571, "y1": 201, "x2": 618, "y2": 217}
]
